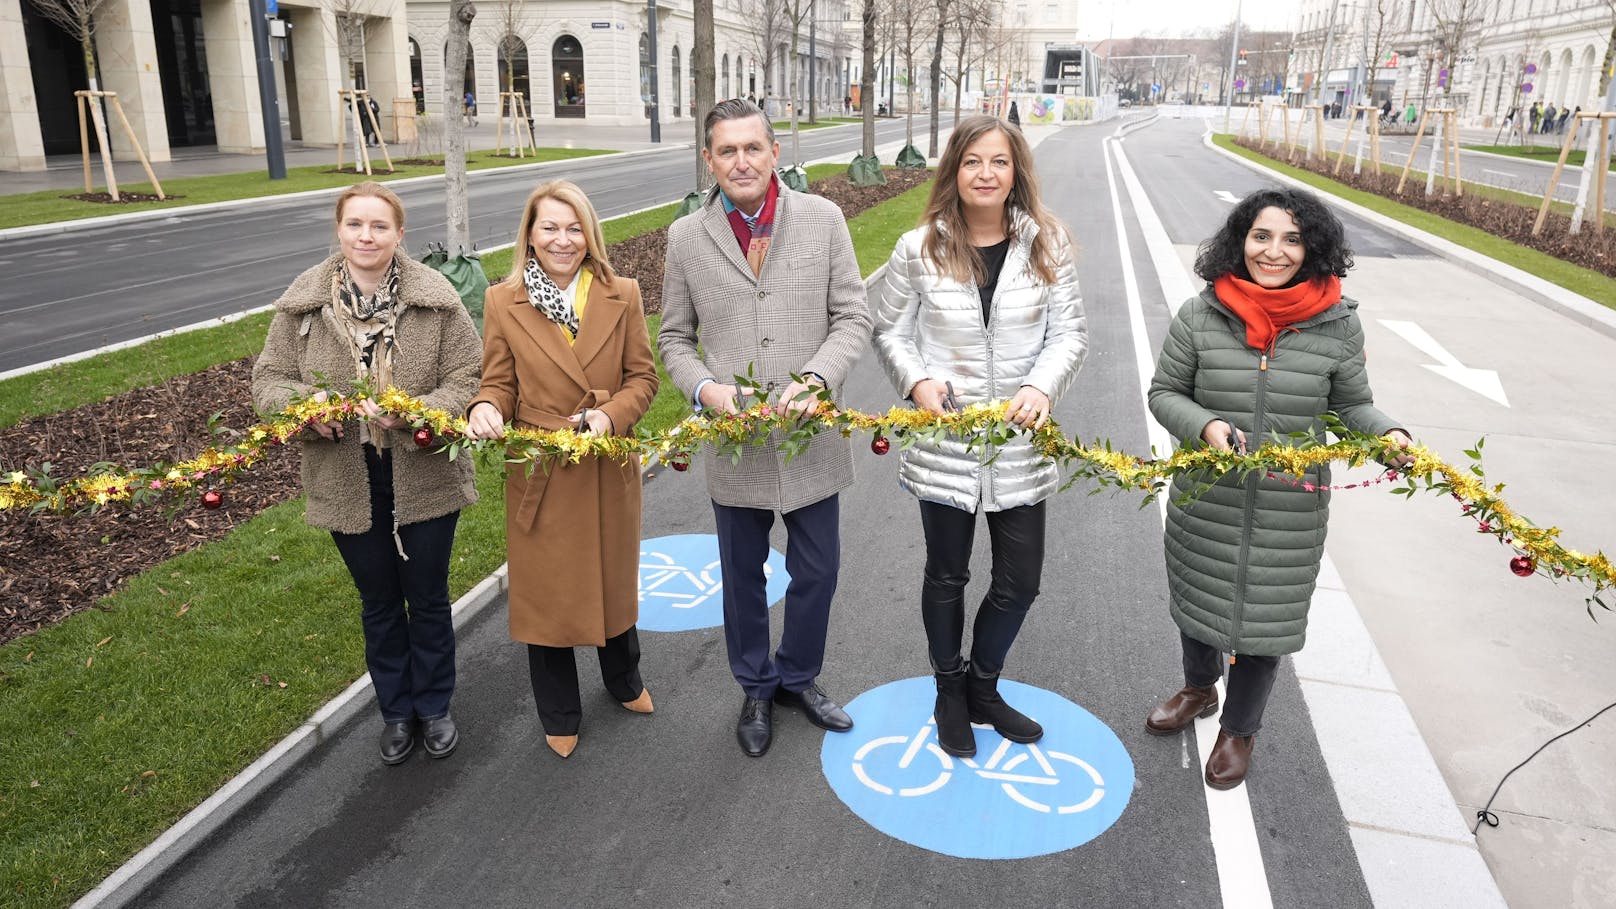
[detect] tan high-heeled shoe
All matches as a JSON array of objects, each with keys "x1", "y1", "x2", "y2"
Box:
[
  {"x1": 545, "y1": 734, "x2": 578, "y2": 758},
  {"x1": 620, "y1": 689, "x2": 654, "y2": 714}
]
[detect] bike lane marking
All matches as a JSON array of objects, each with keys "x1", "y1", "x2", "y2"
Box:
[
  {"x1": 637, "y1": 534, "x2": 789, "y2": 632},
  {"x1": 820, "y1": 677, "x2": 1133, "y2": 859},
  {"x1": 1106, "y1": 130, "x2": 1275, "y2": 909}
]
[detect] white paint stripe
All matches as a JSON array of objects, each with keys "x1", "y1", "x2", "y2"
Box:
[
  {"x1": 0, "y1": 200, "x2": 676, "y2": 382},
  {"x1": 1104, "y1": 133, "x2": 1274, "y2": 909},
  {"x1": 1113, "y1": 135, "x2": 1199, "y2": 316}
]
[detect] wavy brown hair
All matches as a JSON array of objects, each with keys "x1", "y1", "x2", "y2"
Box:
[
  {"x1": 504, "y1": 180, "x2": 618, "y2": 287},
  {"x1": 919, "y1": 115, "x2": 1066, "y2": 286}
]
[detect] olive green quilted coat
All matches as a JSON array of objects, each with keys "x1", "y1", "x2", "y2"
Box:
[{"x1": 1147, "y1": 286, "x2": 1403, "y2": 658}]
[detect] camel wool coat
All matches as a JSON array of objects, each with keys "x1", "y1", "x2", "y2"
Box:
[{"x1": 470, "y1": 271, "x2": 659, "y2": 648}]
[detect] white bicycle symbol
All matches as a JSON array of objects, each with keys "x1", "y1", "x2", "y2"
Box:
[
  {"x1": 852, "y1": 718, "x2": 1106, "y2": 815},
  {"x1": 638, "y1": 550, "x2": 774, "y2": 610}
]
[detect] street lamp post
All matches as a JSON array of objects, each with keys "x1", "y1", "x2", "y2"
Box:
[
  {"x1": 1222, "y1": 0, "x2": 1242, "y2": 132},
  {"x1": 647, "y1": 0, "x2": 661, "y2": 142}
]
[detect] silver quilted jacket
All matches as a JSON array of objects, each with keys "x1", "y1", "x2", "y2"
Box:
[{"x1": 869, "y1": 213, "x2": 1087, "y2": 512}]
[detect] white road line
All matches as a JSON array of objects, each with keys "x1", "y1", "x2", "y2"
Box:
[
  {"x1": 1482, "y1": 169, "x2": 1515, "y2": 177},
  {"x1": 1103, "y1": 131, "x2": 1274, "y2": 909}
]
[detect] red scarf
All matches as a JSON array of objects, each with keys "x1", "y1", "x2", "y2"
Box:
[
  {"x1": 1213, "y1": 273, "x2": 1342, "y2": 353},
  {"x1": 723, "y1": 174, "x2": 780, "y2": 277}
]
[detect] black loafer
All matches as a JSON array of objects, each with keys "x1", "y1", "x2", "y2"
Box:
[
  {"x1": 380, "y1": 720, "x2": 415, "y2": 765},
  {"x1": 421, "y1": 713, "x2": 459, "y2": 759},
  {"x1": 774, "y1": 683, "x2": 853, "y2": 732},
  {"x1": 737, "y1": 696, "x2": 773, "y2": 757}
]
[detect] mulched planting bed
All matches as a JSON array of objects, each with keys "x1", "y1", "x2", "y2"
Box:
[
  {"x1": 1234, "y1": 137, "x2": 1616, "y2": 278},
  {"x1": 0, "y1": 167, "x2": 931, "y2": 645},
  {"x1": 65, "y1": 191, "x2": 177, "y2": 204}
]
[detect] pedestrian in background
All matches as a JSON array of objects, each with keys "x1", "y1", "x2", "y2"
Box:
[
  {"x1": 252, "y1": 183, "x2": 481, "y2": 766},
  {"x1": 1007, "y1": 100, "x2": 1021, "y2": 127},
  {"x1": 1142, "y1": 187, "x2": 1413, "y2": 790},
  {"x1": 658, "y1": 98, "x2": 872, "y2": 758},
  {"x1": 869, "y1": 114, "x2": 1087, "y2": 758},
  {"x1": 466, "y1": 181, "x2": 660, "y2": 760}
]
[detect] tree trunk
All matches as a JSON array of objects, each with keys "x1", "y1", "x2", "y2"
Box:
[
  {"x1": 861, "y1": 0, "x2": 876, "y2": 156},
  {"x1": 79, "y1": 32, "x2": 119, "y2": 201},
  {"x1": 694, "y1": 0, "x2": 716, "y2": 190},
  {"x1": 444, "y1": 1, "x2": 475, "y2": 254},
  {"x1": 927, "y1": 0, "x2": 946, "y2": 157},
  {"x1": 951, "y1": 29, "x2": 967, "y2": 126}
]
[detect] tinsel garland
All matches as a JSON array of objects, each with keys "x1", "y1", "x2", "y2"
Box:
[{"x1": 3, "y1": 388, "x2": 1610, "y2": 610}]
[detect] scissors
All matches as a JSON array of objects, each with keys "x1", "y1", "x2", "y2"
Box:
[{"x1": 942, "y1": 381, "x2": 961, "y2": 414}]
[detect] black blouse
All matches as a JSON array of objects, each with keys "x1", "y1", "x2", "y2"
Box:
[{"x1": 976, "y1": 237, "x2": 1012, "y2": 324}]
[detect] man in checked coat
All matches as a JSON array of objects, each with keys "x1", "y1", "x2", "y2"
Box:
[{"x1": 658, "y1": 98, "x2": 872, "y2": 758}]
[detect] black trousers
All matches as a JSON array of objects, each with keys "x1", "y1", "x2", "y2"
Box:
[
  {"x1": 918, "y1": 499, "x2": 1046, "y2": 677},
  {"x1": 526, "y1": 627, "x2": 644, "y2": 736},
  {"x1": 330, "y1": 444, "x2": 459, "y2": 725},
  {"x1": 712, "y1": 495, "x2": 840, "y2": 700},
  {"x1": 1180, "y1": 631, "x2": 1280, "y2": 737}
]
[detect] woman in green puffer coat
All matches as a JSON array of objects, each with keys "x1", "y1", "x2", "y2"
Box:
[{"x1": 1142, "y1": 188, "x2": 1413, "y2": 791}]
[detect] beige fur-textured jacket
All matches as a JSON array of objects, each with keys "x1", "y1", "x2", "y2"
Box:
[{"x1": 251, "y1": 253, "x2": 481, "y2": 534}]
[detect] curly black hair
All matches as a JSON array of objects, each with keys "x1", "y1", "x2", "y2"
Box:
[{"x1": 1192, "y1": 188, "x2": 1354, "y2": 284}]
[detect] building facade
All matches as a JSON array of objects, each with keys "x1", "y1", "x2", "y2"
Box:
[
  {"x1": 404, "y1": 0, "x2": 854, "y2": 130},
  {"x1": 2, "y1": 0, "x2": 410, "y2": 172},
  {"x1": 1290, "y1": 0, "x2": 1611, "y2": 124}
]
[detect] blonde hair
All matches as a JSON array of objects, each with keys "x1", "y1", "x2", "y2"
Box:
[
  {"x1": 505, "y1": 180, "x2": 617, "y2": 286},
  {"x1": 919, "y1": 115, "x2": 1066, "y2": 286},
  {"x1": 334, "y1": 181, "x2": 406, "y2": 230}
]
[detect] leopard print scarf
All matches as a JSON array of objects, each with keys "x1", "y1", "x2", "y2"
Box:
[
  {"x1": 522, "y1": 251, "x2": 580, "y2": 339},
  {"x1": 331, "y1": 257, "x2": 401, "y2": 447}
]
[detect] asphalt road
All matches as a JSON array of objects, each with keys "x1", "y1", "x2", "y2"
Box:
[
  {"x1": 0, "y1": 117, "x2": 940, "y2": 374},
  {"x1": 124, "y1": 121, "x2": 1381, "y2": 909}
]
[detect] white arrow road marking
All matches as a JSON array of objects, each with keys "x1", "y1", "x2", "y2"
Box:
[
  {"x1": 1215, "y1": 190, "x2": 1241, "y2": 204},
  {"x1": 1379, "y1": 319, "x2": 1510, "y2": 407}
]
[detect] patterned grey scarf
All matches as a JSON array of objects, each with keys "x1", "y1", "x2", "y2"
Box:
[
  {"x1": 331, "y1": 257, "x2": 401, "y2": 447},
  {"x1": 522, "y1": 250, "x2": 579, "y2": 339}
]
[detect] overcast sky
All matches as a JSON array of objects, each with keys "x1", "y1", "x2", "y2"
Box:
[{"x1": 1076, "y1": 0, "x2": 1300, "y2": 40}]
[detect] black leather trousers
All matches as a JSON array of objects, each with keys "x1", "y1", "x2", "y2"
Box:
[{"x1": 917, "y1": 499, "x2": 1046, "y2": 676}]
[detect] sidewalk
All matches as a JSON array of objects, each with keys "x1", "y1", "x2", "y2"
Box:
[{"x1": 2, "y1": 119, "x2": 673, "y2": 195}]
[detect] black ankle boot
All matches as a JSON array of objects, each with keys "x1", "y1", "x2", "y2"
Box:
[
  {"x1": 966, "y1": 667, "x2": 1043, "y2": 743},
  {"x1": 933, "y1": 665, "x2": 976, "y2": 758}
]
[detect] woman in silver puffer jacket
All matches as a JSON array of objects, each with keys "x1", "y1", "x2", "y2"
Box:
[{"x1": 869, "y1": 114, "x2": 1087, "y2": 759}]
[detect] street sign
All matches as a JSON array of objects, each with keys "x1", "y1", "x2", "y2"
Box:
[
  {"x1": 1524, "y1": 63, "x2": 1538, "y2": 75},
  {"x1": 265, "y1": 0, "x2": 276, "y2": 12},
  {"x1": 1522, "y1": 82, "x2": 1534, "y2": 94},
  {"x1": 1235, "y1": 78, "x2": 1245, "y2": 90}
]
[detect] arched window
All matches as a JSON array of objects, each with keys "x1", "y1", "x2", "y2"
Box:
[
  {"x1": 689, "y1": 48, "x2": 696, "y2": 116},
  {"x1": 552, "y1": 34, "x2": 585, "y2": 118},
  {"x1": 640, "y1": 33, "x2": 653, "y2": 119},
  {"x1": 408, "y1": 37, "x2": 424, "y2": 113},
  {"x1": 445, "y1": 40, "x2": 476, "y2": 105},
  {"x1": 498, "y1": 34, "x2": 530, "y2": 109},
  {"x1": 672, "y1": 45, "x2": 682, "y2": 117},
  {"x1": 722, "y1": 54, "x2": 730, "y2": 100},
  {"x1": 736, "y1": 52, "x2": 745, "y2": 98}
]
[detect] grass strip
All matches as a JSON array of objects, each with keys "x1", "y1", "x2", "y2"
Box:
[
  {"x1": 0, "y1": 173, "x2": 932, "y2": 907},
  {"x1": 1214, "y1": 134, "x2": 1616, "y2": 311},
  {"x1": 1461, "y1": 143, "x2": 1616, "y2": 171},
  {"x1": 0, "y1": 147, "x2": 613, "y2": 231}
]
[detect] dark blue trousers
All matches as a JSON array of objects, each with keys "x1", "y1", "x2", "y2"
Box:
[
  {"x1": 331, "y1": 445, "x2": 460, "y2": 725},
  {"x1": 712, "y1": 494, "x2": 840, "y2": 700}
]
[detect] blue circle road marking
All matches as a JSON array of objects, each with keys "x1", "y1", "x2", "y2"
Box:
[
  {"x1": 637, "y1": 534, "x2": 790, "y2": 632},
  {"x1": 820, "y1": 677, "x2": 1134, "y2": 859}
]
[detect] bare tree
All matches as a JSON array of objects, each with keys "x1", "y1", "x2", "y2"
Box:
[
  {"x1": 746, "y1": 0, "x2": 790, "y2": 111},
  {"x1": 27, "y1": 0, "x2": 117, "y2": 193},
  {"x1": 890, "y1": 0, "x2": 934, "y2": 147},
  {"x1": 444, "y1": 0, "x2": 477, "y2": 253},
  {"x1": 694, "y1": 0, "x2": 716, "y2": 190},
  {"x1": 925, "y1": 0, "x2": 952, "y2": 156},
  {"x1": 1424, "y1": 0, "x2": 1495, "y2": 105},
  {"x1": 1361, "y1": 0, "x2": 1393, "y2": 110},
  {"x1": 859, "y1": 0, "x2": 879, "y2": 159},
  {"x1": 781, "y1": 0, "x2": 816, "y2": 165}
]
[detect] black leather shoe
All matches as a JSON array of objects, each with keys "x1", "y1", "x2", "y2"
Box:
[
  {"x1": 774, "y1": 683, "x2": 854, "y2": 732},
  {"x1": 421, "y1": 713, "x2": 459, "y2": 759},
  {"x1": 380, "y1": 720, "x2": 415, "y2": 765},
  {"x1": 737, "y1": 697, "x2": 773, "y2": 757}
]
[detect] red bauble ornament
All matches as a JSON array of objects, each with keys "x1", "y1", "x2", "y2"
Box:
[
  {"x1": 201, "y1": 490, "x2": 223, "y2": 510},
  {"x1": 413, "y1": 427, "x2": 435, "y2": 448},
  {"x1": 871, "y1": 436, "x2": 891, "y2": 456},
  {"x1": 669, "y1": 455, "x2": 690, "y2": 472},
  {"x1": 1509, "y1": 555, "x2": 1535, "y2": 577}
]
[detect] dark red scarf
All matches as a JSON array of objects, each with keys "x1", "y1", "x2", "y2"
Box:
[
  {"x1": 723, "y1": 174, "x2": 780, "y2": 277},
  {"x1": 1213, "y1": 274, "x2": 1342, "y2": 353}
]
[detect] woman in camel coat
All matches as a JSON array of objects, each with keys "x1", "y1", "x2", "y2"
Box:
[{"x1": 467, "y1": 180, "x2": 659, "y2": 759}]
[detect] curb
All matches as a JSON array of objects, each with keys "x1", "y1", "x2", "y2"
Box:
[
  {"x1": 71, "y1": 565, "x2": 511, "y2": 909},
  {"x1": 1203, "y1": 133, "x2": 1616, "y2": 342},
  {"x1": 0, "y1": 144, "x2": 685, "y2": 243}
]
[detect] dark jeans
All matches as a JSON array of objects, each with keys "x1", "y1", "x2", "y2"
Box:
[
  {"x1": 918, "y1": 499, "x2": 1046, "y2": 677},
  {"x1": 713, "y1": 495, "x2": 840, "y2": 700},
  {"x1": 526, "y1": 627, "x2": 644, "y2": 736},
  {"x1": 1180, "y1": 631, "x2": 1280, "y2": 737},
  {"x1": 330, "y1": 445, "x2": 460, "y2": 725}
]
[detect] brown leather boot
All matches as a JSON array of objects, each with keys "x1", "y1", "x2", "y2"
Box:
[
  {"x1": 1144, "y1": 684, "x2": 1219, "y2": 735},
  {"x1": 1204, "y1": 730, "x2": 1256, "y2": 790}
]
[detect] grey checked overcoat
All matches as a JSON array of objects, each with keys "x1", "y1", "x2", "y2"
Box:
[{"x1": 658, "y1": 182, "x2": 872, "y2": 512}]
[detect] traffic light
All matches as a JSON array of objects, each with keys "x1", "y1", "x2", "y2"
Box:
[{"x1": 1237, "y1": 49, "x2": 1249, "y2": 66}]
